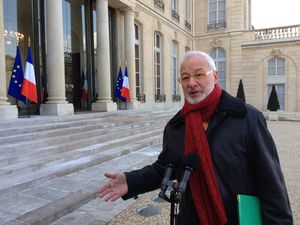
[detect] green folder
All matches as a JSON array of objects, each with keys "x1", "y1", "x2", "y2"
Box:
[{"x1": 237, "y1": 194, "x2": 263, "y2": 225}]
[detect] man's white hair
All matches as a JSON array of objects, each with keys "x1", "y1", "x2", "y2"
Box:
[{"x1": 181, "y1": 51, "x2": 217, "y2": 71}]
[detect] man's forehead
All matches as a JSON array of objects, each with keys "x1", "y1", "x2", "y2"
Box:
[
  {"x1": 180, "y1": 56, "x2": 209, "y2": 70},
  {"x1": 181, "y1": 66, "x2": 206, "y2": 73}
]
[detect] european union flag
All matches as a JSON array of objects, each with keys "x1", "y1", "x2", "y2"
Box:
[
  {"x1": 114, "y1": 67, "x2": 126, "y2": 102},
  {"x1": 8, "y1": 46, "x2": 26, "y2": 104}
]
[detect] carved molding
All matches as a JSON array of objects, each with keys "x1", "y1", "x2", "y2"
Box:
[
  {"x1": 157, "y1": 21, "x2": 162, "y2": 31},
  {"x1": 174, "y1": 31, "x2": 177, "y2": 40},
  {"x1": 211, "y1": 39, "x2": 222, "y2": 48},
  {"x1": 271, "y1": 49, "x2": 282, "y2": 57}
]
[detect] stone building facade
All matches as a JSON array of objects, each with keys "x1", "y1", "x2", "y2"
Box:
[{"x1": 0, "y1": 0, "x2": 299, "y2": 120}]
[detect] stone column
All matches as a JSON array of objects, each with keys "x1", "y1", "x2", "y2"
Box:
[
  {"x1": 124, "y1": 6, "x2": 140, "y2": 109},
  {"x1": 40, "y1": 0, "x2": 74, "y2": 115},
  {"x1": 92, "y1": 0, "x2": 117, "y2": 111},
  {"x1": 0, "y1": 0, "x2": 18, "y2": 119}
]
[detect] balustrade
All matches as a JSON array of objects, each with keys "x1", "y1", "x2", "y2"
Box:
[{"x1": 255, "y1": 25, "x2": 299, "y2": 40}]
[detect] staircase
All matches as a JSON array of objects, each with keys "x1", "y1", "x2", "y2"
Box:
[{"x1": 0, "y1": 109, "x2": 177, "y2": 225}]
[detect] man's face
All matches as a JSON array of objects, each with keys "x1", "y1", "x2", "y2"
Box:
[{"x1": 180, "y1": 55, "x2": 218, "y2": 104}]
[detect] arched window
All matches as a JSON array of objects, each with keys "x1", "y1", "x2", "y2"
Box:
[
  {"x1": 210, "y1": 48, "x2": 226, "y2": 89},
  {"x1": 208, "y1": 0, "x2": 226, "y2": 30},
  {"x1": 267, "y1": 57, "x2": 285, "y2": 110},
  {"x1": 154, "y1": 32, "x2": 164, "y2": 102},
  {"x1": 134, "y1": 23, "x2": 144, "y2": 101}
]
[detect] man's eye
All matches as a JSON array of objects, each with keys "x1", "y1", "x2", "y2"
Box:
[
  {"x1": 181, "y1": 76, "x2": 190, "y2": 81},
  {"x1": 194, "y1": 74, "x2": 204, "y2": 79}
]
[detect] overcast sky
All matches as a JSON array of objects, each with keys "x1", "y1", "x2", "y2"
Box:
[{"x1": 251, "y1": 0, "x2": 300, "y2": 29}]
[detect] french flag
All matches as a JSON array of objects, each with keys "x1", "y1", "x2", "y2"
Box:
[
  {"x1": 21, "y1": 47, "x2": 37, "y2": 104},
  {"x1": 82, "y1": 78, "x2": 88, "y2": 100},
  {"x1": 121, "y1": 66, "x2": 131, "y2": 101}
]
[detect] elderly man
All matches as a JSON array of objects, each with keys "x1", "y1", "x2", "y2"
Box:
[{"x1": 98, "y1": 51, "x2": 293, "y2": 225}]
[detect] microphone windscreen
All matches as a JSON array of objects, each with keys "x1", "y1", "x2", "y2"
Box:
[
  {"x1": 165, "y1": 151, "x2": 181, "y2": 166},
  {"x1": 183, "y1": 153, "x2": 200, "y2": 170}
]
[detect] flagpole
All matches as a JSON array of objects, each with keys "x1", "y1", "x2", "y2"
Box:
[
  {"x1": 125, "y1": 61, "x2": 127, "y2": 110},
  {"x1": 27, "y1": 37, "x2": 31, "y2": 118},
  {"x1": 16, "y1": 37, "x2": 19, "y2": 112}
]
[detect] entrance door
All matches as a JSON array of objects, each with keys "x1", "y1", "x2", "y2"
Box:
[{"x1": 62, "y1": 0, "x2": 93, "y2": 110}]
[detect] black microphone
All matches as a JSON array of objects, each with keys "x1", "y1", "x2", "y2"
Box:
[
  {"x1": 175, "y1": 153, "x2": 200, "y2": 202},
  {"x1": 159, "y1": 153, "x2": 181, "y2": 199}
]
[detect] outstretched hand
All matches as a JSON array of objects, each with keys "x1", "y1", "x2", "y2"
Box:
[{"x1": 98, "y1": 172, "x2": 128, "y2": 202}]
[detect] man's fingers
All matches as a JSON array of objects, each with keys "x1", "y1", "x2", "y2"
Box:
[
  {"x1": 98, "y1": 186, "x2": 111, "y2": 198},
  {"x1": 110, "y1": 193, "x2": 121, "y2": 202},
  {"x1": 103, "y1": 191, "x2": 119, "y2": 202},
  {"x1": 98, "y1": 182, "x2": 111, "y2": 194},
  {"x1": 104, "y1": 173, "x2": 117, "y2": 179}
]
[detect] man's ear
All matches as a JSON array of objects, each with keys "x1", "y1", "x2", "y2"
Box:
[{"x1": 213, "y1": 70, "x2": 219, "y2": 84}]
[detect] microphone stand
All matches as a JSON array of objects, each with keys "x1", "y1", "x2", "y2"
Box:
[{"x1": 159, "y1": 181, "x2": 182, "y2": 225}]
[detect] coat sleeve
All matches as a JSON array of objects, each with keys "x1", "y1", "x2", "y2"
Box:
[
  {"x1": 249, "y1": 112, "x2": 293, "y2": 224},
  {"x1": 122, "y1": 126, "x2": 169, "y2": 200}
]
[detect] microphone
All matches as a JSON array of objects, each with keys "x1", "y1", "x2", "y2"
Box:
[
  {"x1": 175, "y1": 153, "x2": 200, "y2": 202},
  {"x1": 159, "y1": 153, "x2": 181, "y2": 199}
]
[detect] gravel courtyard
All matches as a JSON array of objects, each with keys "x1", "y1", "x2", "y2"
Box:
[{"x1": 107, "y1": 120, "x2": 300, "y2": 225}]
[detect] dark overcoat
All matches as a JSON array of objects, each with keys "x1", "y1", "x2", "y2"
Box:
[{"x1": 123, "y1": 91, "x2": 293, "y2": 225}]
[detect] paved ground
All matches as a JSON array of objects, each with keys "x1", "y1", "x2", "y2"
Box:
[{"x1": 106, "y1": 120, "x2": 300, "y2": 225}]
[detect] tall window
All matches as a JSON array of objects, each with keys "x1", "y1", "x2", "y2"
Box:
[
  {"x1": 172, "y1": 41, "x2": 178, "y2": 98},
  {"x1": 154, "y1": 33, "x2": 163, "y2": 99},
  {"x1": 134, "y1": 24, "x2": 143, "y2": 100},
  {"x1": 171, "y1": 0, "x2": 179, "y2": 21},
  {"x1": 210, "y1": 48, "x2": 226, "y2": 89},
  {"x1": 268, "y1": 57, "x2": 285, "y2": 110},
  {"x1": 208, "y1": 0, "x2": 226, "y2": 30},
  {"x1": 268, "y1": 57, "x2": 285, "y2": 76},
  {"x1": 185, "y1": 0, "x2": 190, "y2": 21},
  {"x1": 171, "y1": 0, "x2": 177, "y2": 11}
]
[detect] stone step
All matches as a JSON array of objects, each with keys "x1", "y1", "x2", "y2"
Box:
[
  {"x1": 0, "y1": 109, "x2": 171, "y2": 131},
  {"x1": 0, "y1": 144, "x2": 162, "y2": 225},
  {"x1": 49, "y1": 148, "x2": 161, "y2": 225},
  {"x1": 0, "y1": 116, "x2": 166, "y2": 155},
  {"x1": 0, "y1": 129, "x2": 163, "y2": 192},
  {"x1": 0, "y1": 123, "x2": 163, "y2": 168},
  {"x1": 0, "y1": 109, "x2": 177, "y2": 225},
  {"x1": 0, "y1": 111, "x2": 171, "y2": 144}
]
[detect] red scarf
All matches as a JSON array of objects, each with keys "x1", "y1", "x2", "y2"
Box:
[{"x1": 181, "y1": 83, "x2": 227, "y2": 225}]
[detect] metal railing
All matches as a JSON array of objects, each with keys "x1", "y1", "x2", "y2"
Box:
[
  {"x1": 185, "y1": 20, "x2": 191, "y2": 30},
  {"x1": 154, "y1": 0, "x2": 164, "y2": 11},
  {"x1": 136, "y1": 94, "x2": 146, "y2": 103},
  {"x1": 172, "y1": 95, "x2": 181, "y2": 102},
  {"x1": 155, "y1": 94, "x2": 166, "y2": 102},
  {"x1": 171, "y1": 10, "x2": 180, "y2": 22}
]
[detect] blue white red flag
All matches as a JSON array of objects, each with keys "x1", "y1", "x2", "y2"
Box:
[
  {"x1": 80, "y1": 72, "x2": 88, "y2": 101},
  {"x1": 21, "y1": 47, "x2": 37, "y2": 103},
  {"x1": 121, "y1": 66, "x2": 131, "y2": 101}
]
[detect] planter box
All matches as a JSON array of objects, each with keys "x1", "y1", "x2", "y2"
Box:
[{"x1": 268, "y1": 111, "x2": 279, "y2": 121}]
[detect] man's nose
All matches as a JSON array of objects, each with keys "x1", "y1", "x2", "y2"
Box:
[{"x1": 187, "y1": 76, "x2": 198, "y2": 85}]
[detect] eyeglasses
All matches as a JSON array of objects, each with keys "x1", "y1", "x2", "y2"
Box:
[{"x1": 178, "y1": 70, "x2": 213, "y2": 84}]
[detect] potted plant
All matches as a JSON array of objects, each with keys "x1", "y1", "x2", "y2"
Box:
[
  {"x1": 267, "y1": 85, "x2": 280, "y2": 120},
  {"x1": 236, "y1": 79, "x2": 246, "y2": 102}
]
